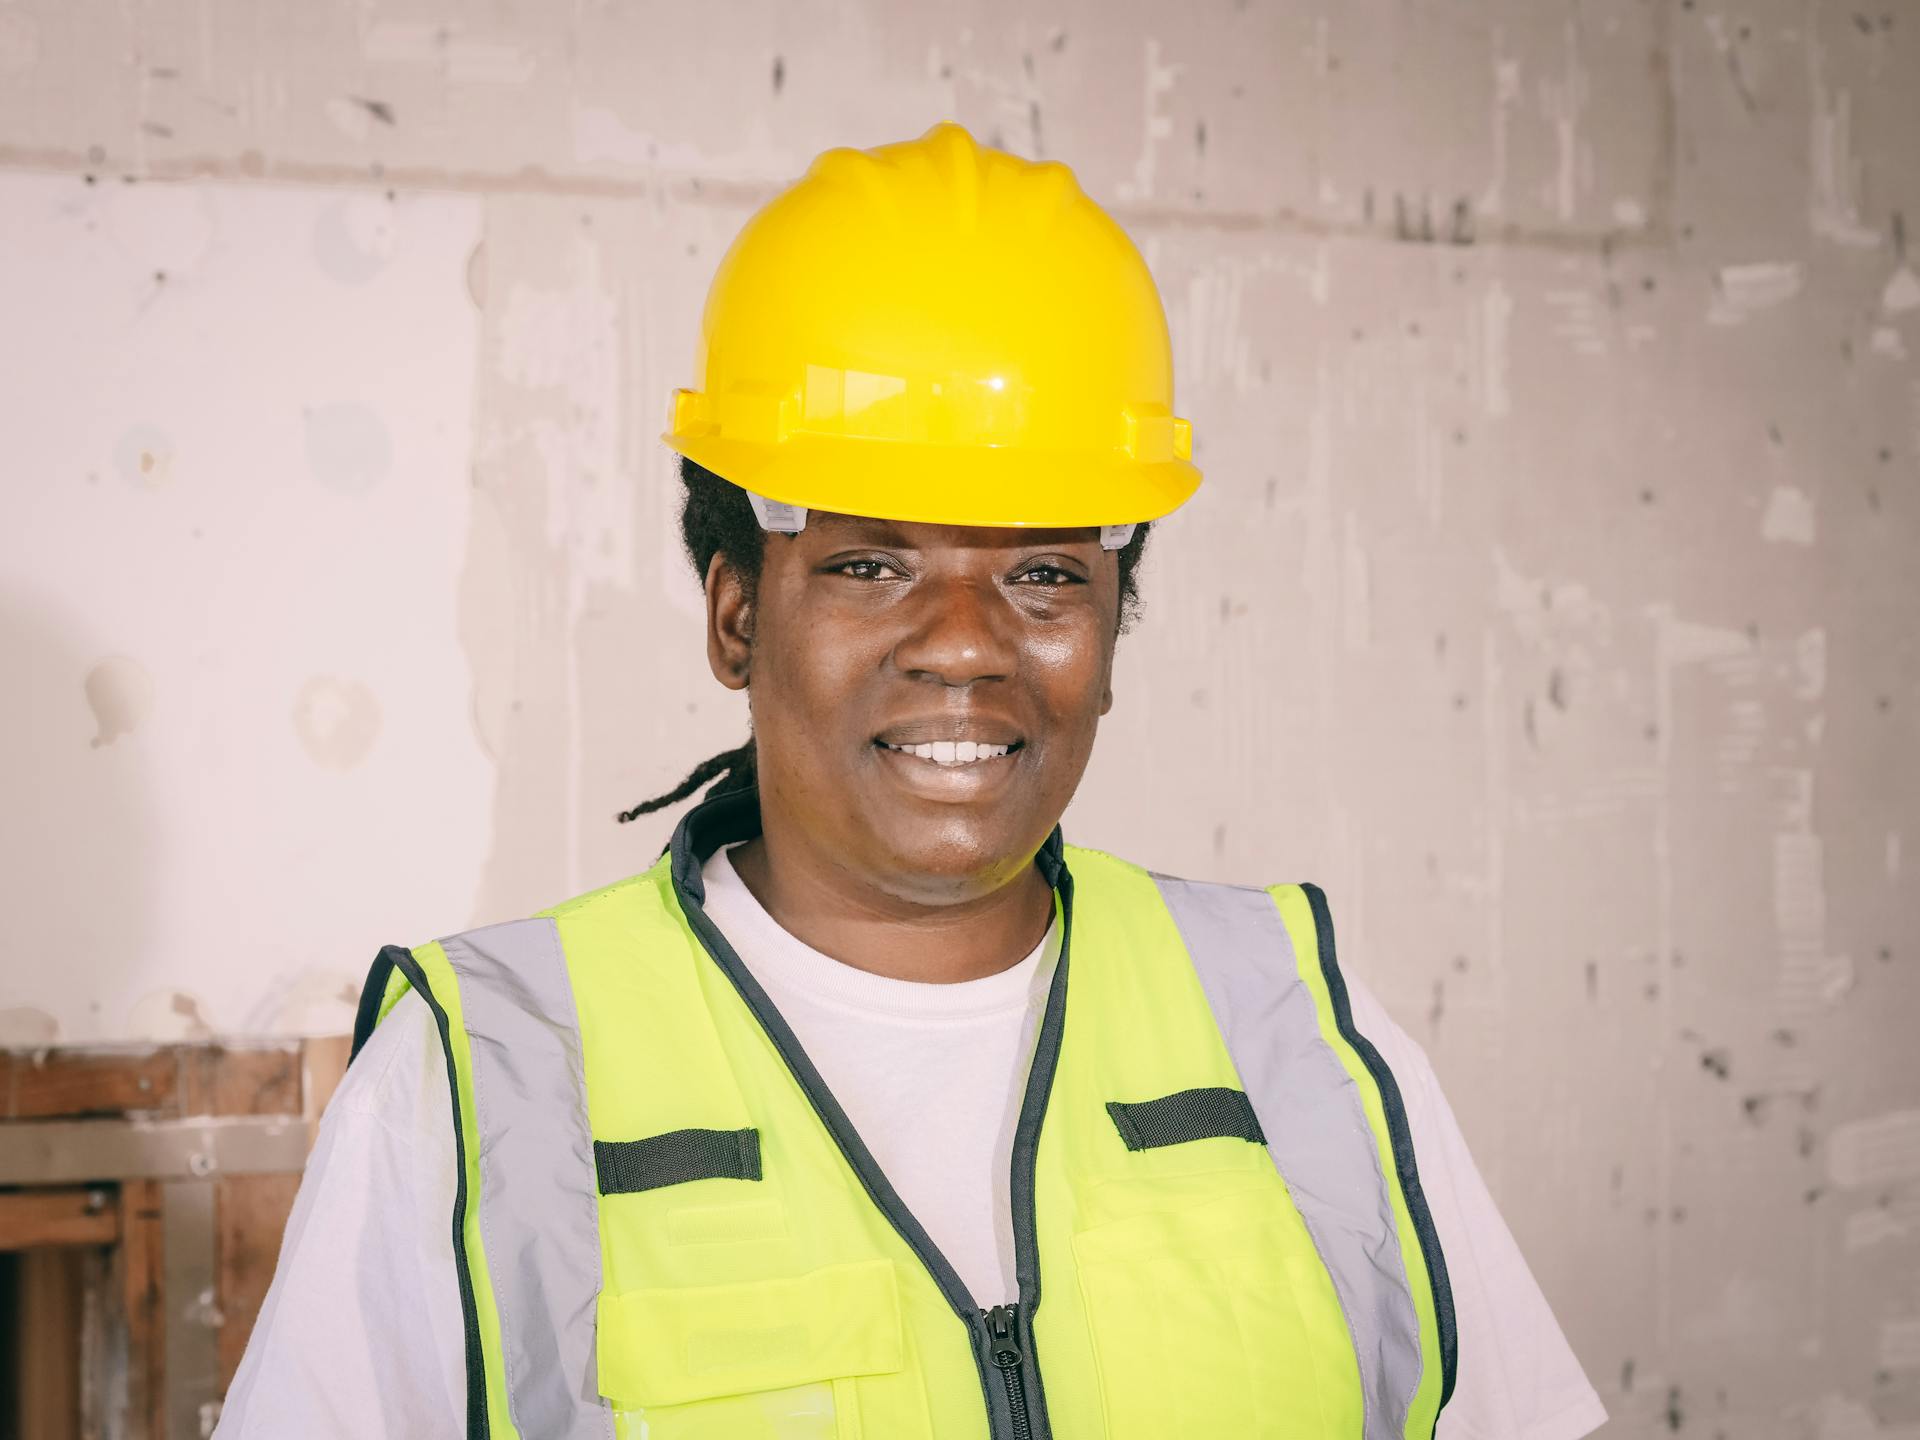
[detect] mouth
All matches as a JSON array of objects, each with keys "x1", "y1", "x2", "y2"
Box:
[{"x1": 874, "y1": 738, "x2": 1023, "y2": 768}]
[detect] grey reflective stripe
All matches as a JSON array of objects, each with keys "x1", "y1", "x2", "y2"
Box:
[
  {"x1": 1151, "y1": 875, "x2": 1423, "y2": 1440},
  {"x1": 443, "y1": 919, "x2": 611, "y2": 1440}
]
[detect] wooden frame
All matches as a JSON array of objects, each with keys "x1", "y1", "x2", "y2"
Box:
[{"x1": 0, "y1": 1037, "x2": 348, "y2": 1440}]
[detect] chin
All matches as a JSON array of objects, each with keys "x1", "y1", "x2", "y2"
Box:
[{"x1": 869, "y1": 812, "x2": 1034, "y2": 904}]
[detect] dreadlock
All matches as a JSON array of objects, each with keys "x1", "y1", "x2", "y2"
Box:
[{"x1": 616, "y1": 455, "x2": 1152, "y2": 822}]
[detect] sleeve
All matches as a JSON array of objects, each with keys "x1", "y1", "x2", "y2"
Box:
[
  {"x1": 1344, "y1": 973, "x2": 1610, "y2": 1440},
  {"x1": 212, "y1": 991, "x2": 467, "y2": 1440}
]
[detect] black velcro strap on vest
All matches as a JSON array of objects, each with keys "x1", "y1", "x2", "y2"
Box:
[
  {"x1": 594, "y1": 1128, "x2": 763, "y2": 1195},
  {"x1": 1105, "y1": 1087, "x2": 1267, "y2": 1152}
]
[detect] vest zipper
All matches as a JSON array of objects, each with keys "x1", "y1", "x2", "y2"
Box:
[
  {"x1": 669, "y1": 796, "x2": 1073, "y2": 1440},
  {"x1": 983, "y1": 1303, "x2": 1033, "y2": 1440}
]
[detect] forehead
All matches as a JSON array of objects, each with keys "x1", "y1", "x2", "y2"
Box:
[{"x1": 803, "y1": 511, "x2": 1104, "y2": 552}]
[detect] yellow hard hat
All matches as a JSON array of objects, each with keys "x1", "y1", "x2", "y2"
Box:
[{"x1": 662, "y1": 122, "x2": 1199, "y2": 549}]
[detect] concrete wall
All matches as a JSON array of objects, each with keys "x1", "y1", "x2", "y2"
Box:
[{"x1": 2, "y1": 2, "x2": 1916, "y2": 1433}]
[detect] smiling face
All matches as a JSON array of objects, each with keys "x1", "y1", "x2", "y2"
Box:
[{"x1": 705, "y1": 512, "x2": 1121, "y2": 907}]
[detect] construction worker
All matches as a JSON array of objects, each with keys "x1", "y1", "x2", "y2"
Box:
[{"x1": 218, "y1": 124, "x2": 1604, "y2": 1439}]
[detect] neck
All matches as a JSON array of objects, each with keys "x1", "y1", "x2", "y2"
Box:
[{"x1": 722, "y1": 825, "x2": 1056, "y2": 985}]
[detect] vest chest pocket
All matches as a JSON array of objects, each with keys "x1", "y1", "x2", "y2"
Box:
[
  {"x1": 1071, "y1": 1178, "x2": 1365, "y2": 1440},
  {"x1": 597, "y1": 1258, "x2": 915, "y2": 1440}
]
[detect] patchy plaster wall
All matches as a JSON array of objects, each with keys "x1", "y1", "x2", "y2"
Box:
[{"x1": 0, "y1": 2, "x2": 1915, "y2": 1433}]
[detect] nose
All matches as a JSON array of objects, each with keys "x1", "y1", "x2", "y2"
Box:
[{"x1": 890, "y1": 574, "x2": 1017, "y2": 688}]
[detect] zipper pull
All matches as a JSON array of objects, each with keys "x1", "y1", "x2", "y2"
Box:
[{"x1": 985, "y1": 1303, "x2": 1023, "y2": 1369}]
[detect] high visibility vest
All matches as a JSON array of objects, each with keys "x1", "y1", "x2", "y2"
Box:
[{"x1": 351, "y1": 790, "x2": 1456, "y2": 1440}]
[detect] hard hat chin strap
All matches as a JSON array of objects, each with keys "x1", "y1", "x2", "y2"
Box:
[{"x1": 745, "y1": 489, "x2": 1136, "y2": 552}]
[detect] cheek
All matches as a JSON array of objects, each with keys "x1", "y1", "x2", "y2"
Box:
[
  {"x1": 1025, "y1": 619, "x2": 1114, "y2": 743},
  {"x1": 750, "y1": 592, "x2": 881, "y2": 730}
]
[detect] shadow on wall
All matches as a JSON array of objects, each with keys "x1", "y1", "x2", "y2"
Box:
[{"x1": 0, "y1": 588, "x2": 161, "y2": 1046}]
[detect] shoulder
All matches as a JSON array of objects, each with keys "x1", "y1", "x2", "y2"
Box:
[
  {"x1": 536, "y1": 852, "x2": 675, "y2": 923},
  {"x1": 1059, "y1": 841, "x2": 1156, "y2": 886},
  {"x1": 1062, "y1": 843, "x2": 1307, "y2": 906},
  {"x1": 334, "y1": 988, "x2": 450, "y2": 1136},
  {"x1": 373, "y1": 855, "x2": 678, "y2": 1006},
  {"x1": 384, "y1": 855, "x2": 677, "y2": 953},
  {"x1": 1062, "y1": 842, "x2": 1317, "y2": 906},
  {"x1": 1063, "y1": 844, "x2": 1337, "y2": 964}
]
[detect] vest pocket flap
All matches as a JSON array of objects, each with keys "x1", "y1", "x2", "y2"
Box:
[
  {"x1": 1105, "y1": 1086, "x2": 1266, "y2": 1151},
  {"x1": 596, "y1": 1258, "x2": 905, "y2": 1408}
]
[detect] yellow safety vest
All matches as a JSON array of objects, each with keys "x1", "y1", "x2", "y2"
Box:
[{"x1": 352, "y1": 789, "x2": 1455, "y2": 1439}]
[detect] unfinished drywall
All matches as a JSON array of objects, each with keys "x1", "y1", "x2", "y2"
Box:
[
  {"x1": 0, "y1": 173, "x2": 493, "y2": 1041},
  {"x1": 1, "y1": 2, "x2": 1916, "y2": 1434}
]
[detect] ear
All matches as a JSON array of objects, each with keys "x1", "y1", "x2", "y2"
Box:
[
  {"x1": 705, "y1": 552, "x2": 753, "y2": 691},
  {"x1": 1100, "y1": 604, "x2": 1119, "y2": 716}
]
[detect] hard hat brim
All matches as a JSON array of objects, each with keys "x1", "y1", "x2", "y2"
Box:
[{"x1": 661, "y1": 431, "x2": 1200, "y2": 531}]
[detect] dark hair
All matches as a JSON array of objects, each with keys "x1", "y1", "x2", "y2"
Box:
[{"x1": 616, "y1": 455, "x2": 1151, "y2": 821}]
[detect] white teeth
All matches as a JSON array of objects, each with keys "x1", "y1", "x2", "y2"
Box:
[{"x1": 885, "y1": 741, "x2": 1013, "y2": 766}]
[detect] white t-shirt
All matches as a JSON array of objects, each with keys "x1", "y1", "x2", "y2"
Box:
[
  {"x1": 216, "y1": 849, "x2": 1608, "y2": 1439},
  {"x1": 702, "y1": 842, "x2": 1058, "y2": 1305}
]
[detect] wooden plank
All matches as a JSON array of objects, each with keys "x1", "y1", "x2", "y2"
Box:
[
  {"x1": 18, "y1": 1244, "x2": 86, "y2": 1439},
  {"x1": 0, "y1": 1186, "x2": 118, "y2": 1250},
  {"x1": 0, "y1": 1042, "x2": 307, "y2": 1122},
  {"x1": 0, "y1": 1050, "x2": 177, "y2": 1121},
  {"x1": 78, "y1": 1245, "x2": 114, "y2": 1440},
  {"x1": 117, "y1": 1179, "x2": 165, "y2": 1440},
  {"x1": 213, "y1": 1173, "x2": 301, "y2": 1393},
  {"x1": 179, "y1": 1046, "x2": 303, "y2": 1119}
]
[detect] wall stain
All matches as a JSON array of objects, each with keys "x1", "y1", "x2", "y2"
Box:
[
  {"x1": 292, "y1": 675, "x2": 382, "y2": 770},
  {"x1": 113, "y1": 422, "x2": 174, "y2": 488},
  {"x1": 170, "y1": 991, "x2": 213, "y2": 1039},
  {"x1": 0, "y1": 1006, "x2": 60, "y2": 1047},
  {"x1": 84, "y1": 655, "x2": 153, "y2": 748}
]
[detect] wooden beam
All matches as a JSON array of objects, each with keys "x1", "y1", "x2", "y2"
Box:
[
  {"x1": 17, "y1": 1246, "x2": 85, "y2": 1439},
  {"x1": 213, "y1": 1174, "x2": 301, "y2": 1392},
  {"x1": 301, "y1": 1035, "x2": 353, "y2": 1133},
  {"x1": 180, "y1": 1046, "x2": 303, "y2": 1119},
  {"x1": 117, "y1": 1179, "x2": 165, "y2": 1440},
  {"x1": 0, "y1": 1051, "x2": 176, "y2": 1121},
  {"x1": 0, "y1": 1187, "x2": 118, "y2": 1250},
  {"x1": 0, "y1": 1042, "x2": 307, "y2": 1123}
]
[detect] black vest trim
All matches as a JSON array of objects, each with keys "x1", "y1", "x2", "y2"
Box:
[
  {"x1": 1300, "y1": 883, "x2": 1459, "y2": 1418},
  {"x1": 350, "y1": 945, "x2": 491, "y2": 1440}
]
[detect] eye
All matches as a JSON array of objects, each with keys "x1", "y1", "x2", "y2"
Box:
[
  {"x1": 1011, "y1": 562, "x2": 1085, "y2": 587},
  {"x1": 824, "y1": 555, "x2": 907, "y2": 581}
]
